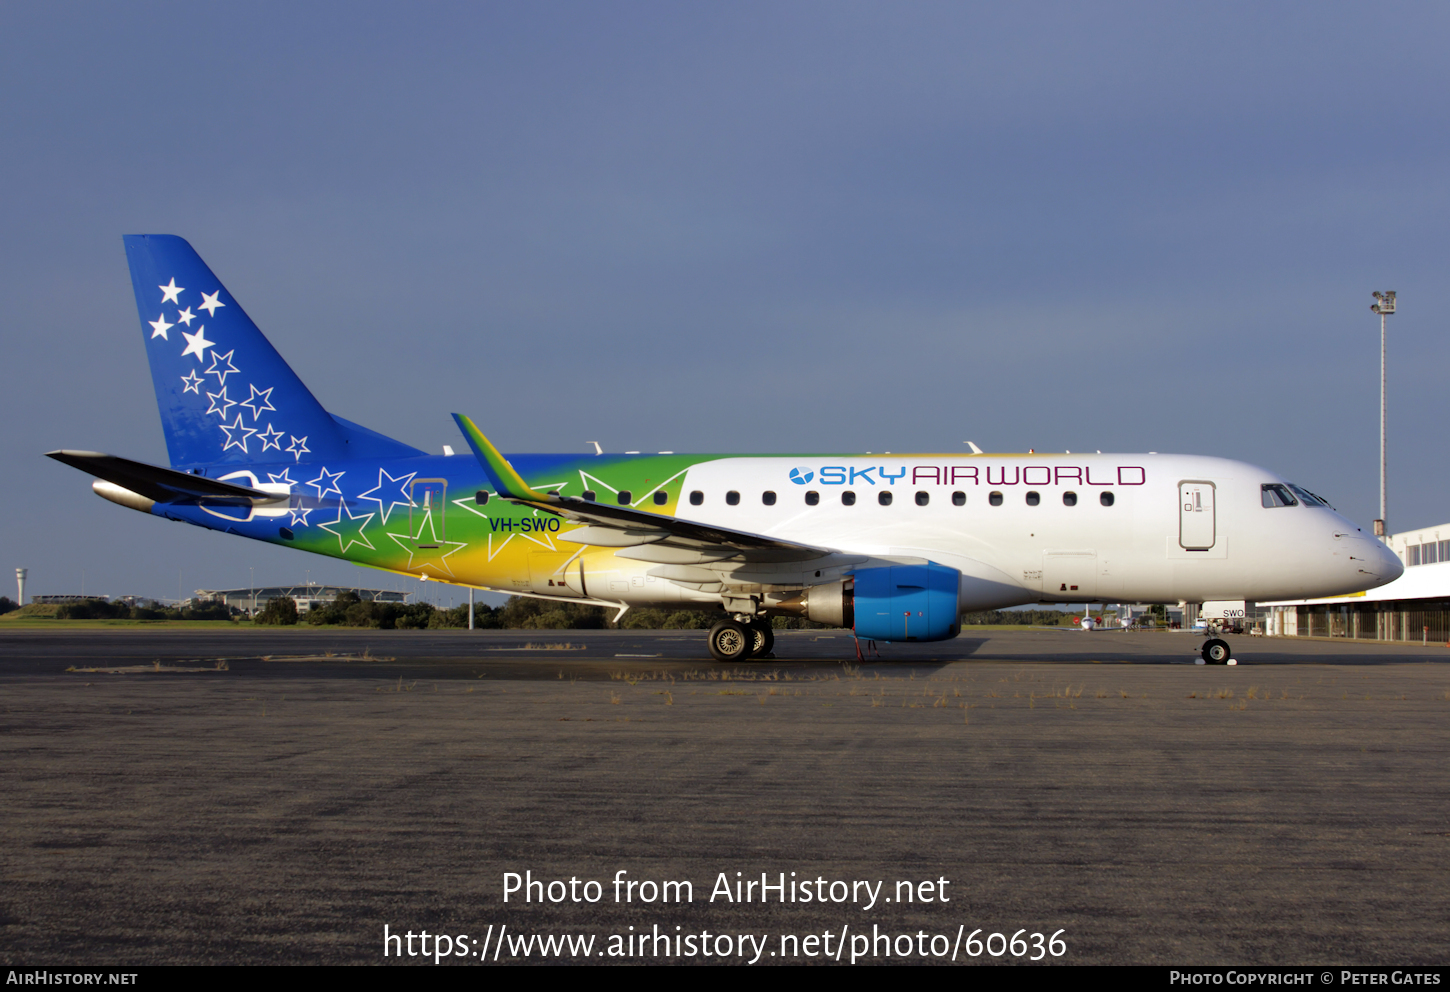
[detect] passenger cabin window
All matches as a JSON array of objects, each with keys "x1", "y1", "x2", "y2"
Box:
[
  {"x1": 762, "y1": 491, "x2": 777, "y2": 505},
  {"x1": 915, "y1": 491, "x2": 929, "y2": 506},
  {"x1": 726, "y1": 490, "x2": 740, "y2": 506},
  {"x1": 805, "y1": 491, "x2": 820, "y2": 506},
  {"x1": 842, "y1": 491, "x2": 856, "y2": 506},
  {"x1": 1261, "y1": 484, "x2": 1298, "y2": 508},
  {"x1": 581, "y1": 490, "x2": 596, "y2": 502},
  {"x1": 653, "y1": 491, "x2": 668, "y2": 506},
  {"x1": 989, "y1": 491, "x2": 1003, "y2": 506},
  {"x1": 879, "y1": 491, "x2": 893, "y2": 506},
  {"x1": 1062, "y1": 492, "x2": 1077, "y2": 506},
  {"x1": 475, "y1": 490, "x2": 489, "y2": 505},
  {"x1": 1025, "y1": 491, "x2": 1040, "y2": 506},
  {"x1": 617, "y1": 490, "x2": 632, "y2": 505},
  {"x1": 689, "y1": 491, "x2": 703, "y2": 506},
  {"x1": 1100, "y1": 491, "x2": 1114, "y2": 507},
  {"x1": 952, "y1": 491, "x2": 966, "y2": 506}
]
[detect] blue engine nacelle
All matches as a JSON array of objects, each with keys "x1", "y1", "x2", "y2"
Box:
[{"x1": 851, "y1": 562, "x2": 961, "y2": 642}]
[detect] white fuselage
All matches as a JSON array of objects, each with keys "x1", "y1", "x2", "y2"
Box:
[{"x1": 570, "y1": 453, "x2": 1402, "y2": 611}]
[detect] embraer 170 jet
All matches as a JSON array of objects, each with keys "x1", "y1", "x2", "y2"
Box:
[{"x1": 49, "y1": 236, "x2": 1403, "y2": 663}]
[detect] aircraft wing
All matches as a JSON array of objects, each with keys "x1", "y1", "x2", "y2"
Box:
[
  {"x1": 46, "y1": 450, "x2": 278, "y2": 505},
  {"x1": 452, "y1": 414, "x2": 833, "y2": 562}
]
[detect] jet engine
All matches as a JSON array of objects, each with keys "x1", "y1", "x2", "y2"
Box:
[{"x1": 804, "y1": 561, "x2": 961, "y2": 641}]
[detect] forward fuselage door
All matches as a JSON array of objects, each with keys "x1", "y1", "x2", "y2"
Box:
[{"x1": 1178, "y1": 481, "x2": 1216, "y2": 550}]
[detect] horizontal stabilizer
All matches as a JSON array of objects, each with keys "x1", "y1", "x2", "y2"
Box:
[{"x1": 46, "y1": 450, "x2": 277, "y2": 505}]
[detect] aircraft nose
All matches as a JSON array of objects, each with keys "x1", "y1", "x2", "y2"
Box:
[{"x1": 1375, "y1": 539, "x2": 1405, "y2": 582}]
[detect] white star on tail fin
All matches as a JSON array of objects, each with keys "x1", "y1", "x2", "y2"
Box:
[
  {"x1": 257, "y1": 424, "x2": 285, "y2": 451},
  {"x1": 205, "y1": 387, "x2": 235, "y2": 418},
  {"x1": 159, "y1": 278, "x2": 183, "y2": 305},
  {"x1": 199, "y1": 290, "x2": 225, "y2": 316},
  {"x1": 286, "y1": 435, "x2": 310, "y2": 462},
  {"x1": 218, "y1": 413, "x2": 256, "y2": 453},
  {"x1": 306, "y1": 466, "x2": 344, "y2": 498},
  {"x1": 239, "y1": 384, "x2": 275, "y2": 420},
  {"x1": 205, "y1": 349, "x2": 240, "y2": 386},
  {"x1": 181, "y1": 325, "x2": 214, "y2": 361},
  {"x1": 176, "y1": 307, "x2": 195, "y2": 326},
  {"x1": 179, "y1": 371, "x2": 203, "y2": 394},
  {"x1": 148, "y1": 314, "x2": 173, "y2": 339}
]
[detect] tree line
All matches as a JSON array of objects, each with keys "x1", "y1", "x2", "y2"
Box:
[
  {"x1": 12, "y1": 593, "x2": 1086, "y2": 629},
  {"x1": 255, "y1": 594, "x2": 1083, "y2": 629},
  {"x1": 51, "y1": 599, "x2": 234, "y2": 620},
  {"x1": 253, "y1": 592, "x2": 836, "y2": 629}
]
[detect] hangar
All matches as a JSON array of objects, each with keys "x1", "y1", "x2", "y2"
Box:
[{"x1": 193, "y1": 584, "x2": 410, "y2": 616}]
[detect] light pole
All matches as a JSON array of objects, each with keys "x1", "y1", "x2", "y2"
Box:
[
  {"x1": 250, "y1": 566, "x2": 256, "y2": 617},
  {"x1": 1371, "y1": 291, "x2": 1396, "y2": 539}
]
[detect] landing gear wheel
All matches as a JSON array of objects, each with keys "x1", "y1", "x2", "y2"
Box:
[
  {"x1": 1201, "y1": 638, "x2": 1231, "y2": 665},
  {"x1": 708, "y1": 620, "x2": 753, "y2": 663},
  {"x1": 746, "y1": 621, "x2": 774, "y2": 659}
]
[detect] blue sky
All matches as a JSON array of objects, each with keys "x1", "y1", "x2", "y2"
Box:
[{"x1": 2, "y1": 2, "x2": 1447, "y2": 604}]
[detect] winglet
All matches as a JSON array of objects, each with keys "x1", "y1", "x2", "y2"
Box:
[{"x1": 452, "y1": 414, "x2": 550, "y2": 501}]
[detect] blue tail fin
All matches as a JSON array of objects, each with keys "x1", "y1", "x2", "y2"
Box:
[{"x1": 122, "y1": 235, "x2": 422, "y2": 469}]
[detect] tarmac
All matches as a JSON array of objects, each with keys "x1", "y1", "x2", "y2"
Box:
[{"x1": 1, "y1": 626, "x2": 1447, "y2": 965}]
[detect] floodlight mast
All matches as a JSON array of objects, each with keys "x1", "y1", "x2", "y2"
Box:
[{"x1": 1371, "y1": 291, "x2": 1396, "y2": 539}]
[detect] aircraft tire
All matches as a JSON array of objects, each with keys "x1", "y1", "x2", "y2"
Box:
[
  {"x1": 1201, "y1": 638, "x2": 1231, "y2": 665},
  {"x1": 746, "y1": 621, "x2": 774, "y2": 658},
  {"x1": 708, "y1": 620, "x2": 753, "y2": 663}
]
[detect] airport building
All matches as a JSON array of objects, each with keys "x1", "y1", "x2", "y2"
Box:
[
  {"x1": 1262, "y1": 521, "x2": 1450, "y2": 643},
  {"x1": 193, "y1": 584, "x2": 411, "y2": 615}
]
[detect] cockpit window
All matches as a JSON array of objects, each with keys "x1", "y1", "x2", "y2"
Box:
[
  {"x1": 1288, "y1": 484, "x2": 1334, "y2": 509},
  {"x1": 1261, "y1": 484, "x2": 1298, "y2": 508}
]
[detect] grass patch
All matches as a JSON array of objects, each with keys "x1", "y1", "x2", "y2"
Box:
[
  {"x1": 0, "y1": 615, "x2": 251, "y2": 628},
  {"x1": 66, "y1": 659, "x2": 229, "y2": 674}
]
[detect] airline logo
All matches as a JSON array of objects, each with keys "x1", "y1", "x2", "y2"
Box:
[{"x1": 785, "y1": 464, "x2": 1147, "y2": 487}]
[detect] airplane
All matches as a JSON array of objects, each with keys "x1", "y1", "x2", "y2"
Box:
[{"x1": 48, "y1": 235, "x2": 1405, "y2": 664}]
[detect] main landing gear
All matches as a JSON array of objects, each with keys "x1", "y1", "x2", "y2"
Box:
[{"x1": 707, "y1": 617, "x2": 774, "y2": 662}]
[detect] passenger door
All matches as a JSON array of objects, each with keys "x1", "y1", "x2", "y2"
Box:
[
  {"x1": 1178, "y1": 481, "x2": 1216, "y2": 551},
  {"x1": 409, "y1": 479, "x2": 447, "y2": 548}
]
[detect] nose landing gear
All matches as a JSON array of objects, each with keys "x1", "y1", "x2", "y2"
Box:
[{"x1": 1199, "y1": 637, "x2": 1234, "y2": 665}]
